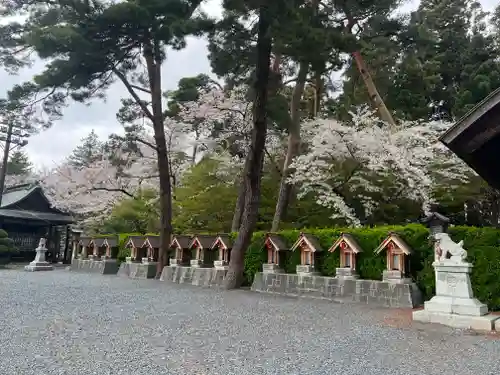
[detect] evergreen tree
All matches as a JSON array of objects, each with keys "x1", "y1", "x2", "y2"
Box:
[
  {"x1": 6, "y1": 150, "x2": 32, "y2": 176},
  {"x1": 0, "y1": 0, "x2": 214, "y2": 277},
  {"x1": 68, "y1": 130, "x2": 103, "y2": 168},
  {"x1": 336, "y1": 0, "x2": 500, "y2": 121}
]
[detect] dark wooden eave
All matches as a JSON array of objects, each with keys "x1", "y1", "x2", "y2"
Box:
[
  {"x1": 264, "y1": 233, "x2": 288, "y2": 251},
  {"x1": 190, "y1": 235, "x2": 218, "y2": 249},
  {"x1": 439, "y1": 87, "x2": 500, "y2": 189},
  {"x1": 290, "y1": 233, "x2": 323, "y2": 252},
  {"x1": 0, "y1": 183, "x2": 74, "y2": 224},
  {"x1": 103, "y1": 236, "x2": 119, "y2": 248},
  {"x1": 211, "y1": 234, "x2": 233, "y2": 250},
  {"x1": 170, "y1": 235, "x2": 191, "y2": 249},
  {"x1": 125, "y1": 236, "x2": 146, "y2": 248}
]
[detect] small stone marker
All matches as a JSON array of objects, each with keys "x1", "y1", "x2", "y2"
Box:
[
  {"x1": 25, "y1": 238, "x2": 54, "y2": 272},
  {"x1": 412, "y1": 232, "x2": 499, "y2": 330}
]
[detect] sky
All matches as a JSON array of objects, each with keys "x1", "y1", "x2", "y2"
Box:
[{"x1": 0, "y1": 0, "x2": 497, "y2": 168}]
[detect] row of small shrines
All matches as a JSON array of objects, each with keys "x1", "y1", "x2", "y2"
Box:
[{"x1": 75, "y1": 231, "x2": 413, "y2": 281}]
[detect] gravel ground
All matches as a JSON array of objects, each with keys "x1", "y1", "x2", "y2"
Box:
[{"x1": 0, "y1": 269, "x2": 499, "y2": 375}]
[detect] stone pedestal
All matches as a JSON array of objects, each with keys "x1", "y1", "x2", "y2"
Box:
[
  {"x1": 190, "y1": 259, "x2": 202, "y2": 268},
  {"x1": 382, "y1": 270, "x2": 412, "y2": 284},
  {"x1": 25, "y1": 240, "x2": 54, "y2": 272},
  {"x1": 125, "y1": 256, "x2": 133, "y2": 263},
  {"x1": 170, "y1": 258, "x2": 181, "y2": 266},
  {"x1": 142, "y1": 257, "x2": 156, "y2": 265},
  {"x1": 263, "y1": 263, "x2": 283, "y2": 274},
  {"x1": 413, "y1": 261, "x2": 499, "y2": 330},
  {"x1": 296, "y1": 265, "x2": 319, "y2": 276},
  {"x1": 336, "y1": 267, "x2": 359, "y2": 279},
  {"x1": 214, "y1": 260, "x2": 229, "y2": 270}
]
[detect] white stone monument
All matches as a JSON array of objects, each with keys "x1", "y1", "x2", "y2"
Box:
[
  {"x1": 25, "y1": 238, "x2": 54, "y2": 272},
  {"x1": 413, "y1": 233, "x2": 499, "y2": 330}
]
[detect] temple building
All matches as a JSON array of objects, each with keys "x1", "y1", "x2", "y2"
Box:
[
  {"x1": 0, "y1": 183, "x2": 74, "y2": 262},
  {"x1": 440, "y1": 87, "x2": 500, "y2": 189}
]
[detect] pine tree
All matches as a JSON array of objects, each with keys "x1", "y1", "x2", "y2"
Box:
[
  {"x1": 68, "y1": 130, "x2": 103, "y2": 168},
  {"x1": 6, "y1": 150, "x2": 32, "y2": 176},
  {"x1": 0, "y1": 0, "x2": 214, "y2": 277}
]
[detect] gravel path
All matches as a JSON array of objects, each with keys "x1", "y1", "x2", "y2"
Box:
[{"x1": 0, "y1": 269, "x2": 499, "y2": 375}]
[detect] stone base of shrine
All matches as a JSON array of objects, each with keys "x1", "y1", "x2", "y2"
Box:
[
  {"x1": 251, "y1": 272, "x2": 423, "y2": 308},
  {"x1": 412, "y1": 310, "x2": 500, "y2": 331},
  {"x1": 25, "y1": 261, "x2": 54, "y2": 272},
  {"x1": 117, "y1": 262, "x2": 157, "y2": 279},
  {"x1": 160, "y1": 266, "x2": 228, "y2": 287},
  {"x1": 70, "y1": 259, "x2": 120, "y2": 275}
]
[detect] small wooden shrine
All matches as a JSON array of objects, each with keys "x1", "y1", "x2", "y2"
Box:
[
  {"x1": 89, "y1": 238, "x2": 106, "y2": 259},
  {"x1": 189, "y1": 235, "x2": 218, "y2": 267},
  {"x1": 102, "y1": 236, "x2": 119, "y2": 259},
  {"x1": 142, "y1": 235, "x2": 160, "y2": 263},
  {"x1": 328, "y1": 233, "x2": 363, "y2": 279},
  {"x1": 211, "y1": 234, "x2": 233, "y2": 270},
  {"x1": 77, "y1": 237, "x2": 93, "y2": 258},
  {"x1": 124, "y1": 235, "x2": 146, "y2": 262},
  {"x1": 375, "y1": 232, "x2": 413, "y2": 283},
  {"x1": 262, "y1": 233, "x2": 287, "y2": 273},
  {"x1": 169, "y1": 235, "x2": 191, "y2": 266},
  {"x1": 290, "y1": 232, "x2": 323, "y2": 275}
]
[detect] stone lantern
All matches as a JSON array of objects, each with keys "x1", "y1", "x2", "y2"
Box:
[
  {"x1": 421, "y1": 211, "x2": 450, "y2": 236},
  {"x1": 421, "y1": 211, "x2": 450, "y2": 263},
  {"x1": 70, "y1": 229, "x2": 83, "y2": 262}
]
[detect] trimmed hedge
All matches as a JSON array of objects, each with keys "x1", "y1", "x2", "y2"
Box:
[
  {"x1": 106, "y1": 225, "x2": 500, "y2": 310},
  {"x1": 243, "y1": 224, "x2": 500, "y2": 311}
]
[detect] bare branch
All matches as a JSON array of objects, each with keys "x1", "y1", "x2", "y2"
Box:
[
  {"x1": 112, "y1": 68, "x2": 154, "y2": 122},
  {"x1": 130, "y1": 84, "x2": 151, "y2": 94},
  {"x1": 90, "y1": 186, "x2": 136, "y2": 199}
]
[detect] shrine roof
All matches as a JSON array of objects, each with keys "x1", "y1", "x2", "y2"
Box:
[
  {"x1": 264, "y1": 233, "x2": 288, "y2": 251},
  {"x1": 143, "y1": 235, "x2": 160, "y2": 249},
  {"x1": 103, "y1": 236, "x2": 119, "y2": 247},
  {"x1": 211, "y1": 234, "x2": 233, "y2": 250},
  {"x1": 79, "y1": 237, "x2": 92, "y2": 246},
  {"x1": 0, "y1": 208, "x2": 73, "y2": 224},
  {"x1": 374, "y1": 232, "x2": 412, "y2": 255},
  {"x1": 92, "y1": 238, "x2": 106, "y2": 247},
  {"x1": 125, "y1": 236, "x2": 146, "y2": 248},
  {"x1": 439, "y1": 86, "x2": 500, "y2": 189},
  {"x1": 170, "y1": 235, "x2": 191, "y2": 249},
  {"x1": 328, "y1": 233, "x2": 363, "y2": 254},
  {"x1": 290, "y1": 233, "x2": 323, "y2": 252},
  {"x1": 190, "y1": 235, "x2": 218, "y2": 249},
  {"x1": 0, "y1": 183, "x2": 73, "y2": 223}
]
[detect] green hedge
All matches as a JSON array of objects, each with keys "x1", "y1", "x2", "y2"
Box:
[
  {"x1": 104, "y1": 225, "x2": 500, "y2": 310},
  {"x1": 243, "y1": 224, "x2": 500, "y2": 311}
]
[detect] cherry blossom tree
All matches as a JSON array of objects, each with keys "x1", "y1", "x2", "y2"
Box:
[
  {"x1": 289, "y1": 108, "x2": 473, "y2": 226},
  {"x1": 5, "y1": 142, "x2": 158, "y2": 225},
  {"x1": 171, "y1": 86, "x2": 285, "y2": 231}
]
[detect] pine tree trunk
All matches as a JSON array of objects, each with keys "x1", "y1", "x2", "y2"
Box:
[
  {"x1": 352, "y1": 51, "x2": 396, "y2": 127},
  {"x1": 231, "y1": 178, "x2": 246, "y2": 232},
  {"x1": 222, "y1": 3, "x2": 272, "y2": 290},
  {"x1": 271, "y1": 60, "x2": 308, "y2": 232},
  {"x1": 144, "y1": 40, "x2": 173, "y2": 278}
]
